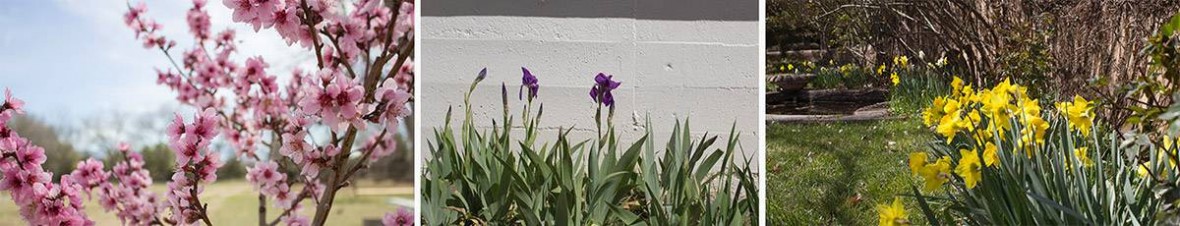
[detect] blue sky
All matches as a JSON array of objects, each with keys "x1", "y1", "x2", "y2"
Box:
[{"x1": 0, "y1": 0, "x2": 311, "y2": 152}]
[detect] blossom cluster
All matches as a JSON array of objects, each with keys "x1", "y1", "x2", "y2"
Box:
[
  {"x1": 125, "y1": 2, "x2": 176, "y2": 50},
  {"x1": 95, "y1": 143, "x2": 165, "y2": 225},
  {"x1": 247, "y1": 160, "x2": 309, "y2": 224},
  {"x1": 165, "y1": 109, "x2": 223, "y2": 224},
  {"x1": 0, "y1": 89, "x2": 96, "y2": 225}
]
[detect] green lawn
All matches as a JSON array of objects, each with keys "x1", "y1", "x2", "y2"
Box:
[
  {"x1": 766, "y1": 120, "x2": 932, "y2": 225},
  {"x1": 0, "y1": 180, "x2": 412, "y2": 226}
]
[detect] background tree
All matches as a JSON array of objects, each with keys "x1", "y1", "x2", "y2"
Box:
[{"x1": 6, "y1": 115, "x2": 81, "y2": 181}]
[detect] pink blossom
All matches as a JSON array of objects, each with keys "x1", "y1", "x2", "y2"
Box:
[
  {"x1": 325, "y1": 16, "x2": 368, "y2": 61},
  {"x1": 242, "y1": 56, "x2": 268, "y2": 82},
  {"x1": 393, "y1": 59, "x2": 414, "y2": 91},
  {"x1": 99, "y1": 145, "x2": 162, "y2": 225},
  {"x1": 280, "y1": 129, "x2": 309, "y2": 159},
  {"x1": 215, "y1": 29, "x2": 237, "y2": 51},
  {"x1": 364, "y1": 132, "x2": 398, "y2": 163},
  {"x1": 195, "y1": 154, "x2": 222, "y2": 182},
  {"x1": 224, "y1": 0, "x2": 279, "y2": 31},
  {"x1": 192, "y1": 109, "x2": 221, "y2": 139},
  {"x1": 123, "y1": 2, "x2": 147, "y2": 28},
  {"x1": 3, "y1": 88, "x2": 24, "y2": 114},
  {"x1": 163, "y1": 109, "x2": 223, "y2": 224},
  {"x1": 0, "y1": 168, "x2": 36, "y2": 197},
  {"x1": 394, "y1": 2, "x2": 415, "y2": 40},
  {"x1": 187, "y1": 0, "x2": 212, "y2": 41},
  {"x1": 319, "y1": 45, "x2": 339, "y2": 67},
  {"x1": 299, "y1": 68, "x2": 364, "y2": 133},
  {"x1": 69, "y1": 159, "x2": 107, "y2": 191},
  {"x1": 232, "y1": 56, "x2": 270, "y2": 96},
  {"x1": 271, "y1": 183, "x2": 295, "y2": 208},
  {"x1": 225, "y1": 128, "x2": 258, "y2": 157},
  {"x1": 324, "y1": 144, "x2": 341, "y2": 157},
  {"x1": 247, "y1": 160, "x2": 284, "y2": 187},
  {"x1": 376, "y1": 78, "x2": 411, "y2": 126},
  {"x1": 167, "y1": 109, "x2": 219, "y2": 165},
  {"x1": 383, "y1": 208, "x2": 414, "y2": 226},
  {"x1": 271, "y1": 4, "x2": 312, "y2": 47},
  {"x1": 283, "y1": 214, "x2": 311, "y2": 226},
  {"x1": 188, "y1": 52, "x2": 210, "y2": 74},
  {"x1": 117, "y1": 142, "x2": 131, "y2": 152},
  {"x1": 304, "y1": 0, "x2": 331, "y2": 14},
  {"x1": 15, "y1": 145, "x2": 47, "y2": 169}
]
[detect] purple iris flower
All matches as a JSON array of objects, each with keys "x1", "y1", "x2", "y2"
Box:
[
  {"x1": 520, "y1": 67, "x2": 539, "y2": 101},
  {"x1": 589, "y1": 73, "x2": 621, "y2": 107}
]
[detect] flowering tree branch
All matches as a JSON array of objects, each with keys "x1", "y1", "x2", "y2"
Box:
[
  {"x1": 0, "y1": 0, "x2": 416, "y2": 224},
  {"x1": 125, "y1": 0, "x2": 412, "y2": 225}
]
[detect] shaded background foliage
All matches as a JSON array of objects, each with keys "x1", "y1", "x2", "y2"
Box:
[
  {"x1": 768, "y1": 0, "x2": 1180, "y2": 120},
  {"x1": 6, "y1": 115, "x2": 82, "y2": 181}
]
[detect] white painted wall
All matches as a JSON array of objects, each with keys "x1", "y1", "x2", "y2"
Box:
[{"x1": 420, "y1": 0, "x2": 760, "y2": 166}]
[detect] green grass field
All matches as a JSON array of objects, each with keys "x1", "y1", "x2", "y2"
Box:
[
  {"x1": 0, "y1": 180, "x2": 412, "y2": 226},
  {"x1": 765, "y1": 120, "x2": 931, "y2": 225}
]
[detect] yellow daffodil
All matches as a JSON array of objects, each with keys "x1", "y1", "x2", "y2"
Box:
[
  {"x1": 1164, "y1": 137, "x2": 1180, "y2": 167},
  {"x1": 994, "y1": 78, "x2": 1014, "y2": 96},
  {"x1": 956, "y1": 149, "x2": 983, "y2": 189},
  {"x1": 978, "y1": 89, "x2": 1013, "y2": 131},
  {"x1": 1056, "y1": 95, "x2": 1094, "y2": 136},
  {"x1": 1017, "y1": 116, "x2": 1049, "y2": 156},
  {"x1": 1159, "y1": 141, "x2": 1178, "y2": 167},
  {"x1": 923, "y1": 97, "x2": 946, "y2": 127},
  {"x1": 982, "y1": 122, "x2": 1003, "y2": 141},
  {"x1": 963, "y1": 109, "x2": 982, "y2": 132},
  {"x1": 788, "y1": 64, "x2": 795, "y2": 71},
  {"x1": 877, "y1": 64, "x2": 886, "y2": 75},
  {"x1": 983, "y1": 142, "x2": 999, "y2": 167},
  {"x1": 951, "y1": 76, "x2": 964, "y2": 94},
  {"x1": 936, "y1": 111, "x2": 963, "y2": 142},
  {"x1": 943, "y1": 99, "x2": 961, "y2": 114},
  {"x1": 779, "y1": 65, "x2": 785, "y2": 72},
  {"x1": 1138, "y1": 164, "x2": 1150, "y2": 178},
  {"x1": 961, "y1": 85, "x2": 976, "y2": 102},
  {"x1": 974, "y1": 124, "x2": 995, "y2": 141},
  {"x1": 894, "y1": 55, "x2": 909, "y2": 68},
  {"x1": 840, "y1": 64, "x2": 854, "y2": 77},
  {"x1": 1017, "y1": 97, "x2": 1041, "y2": 120},
  {"x1": 909, "y1": 152, "x2": 952, "y2": 191},
  {"x1": 922, "y1": 108, "x2": 941, "y2": 127},
  {"x1": 908, "y1": 152, "x2": 928, "y2": 174},
  {"x1": 1074, "y1": 147, "x2": 1093, "y2": 167},
  {"x1": 890, "y1": 72, "x2": 900, "y2": 86},
  {"x1": 877, "y1": 197, "x2": 910, "y2": 226},
  {"x1": 1025, "y1": 116, "x2": 1049, "y2": 144},
  {"x1": 1012, "y1": 96, "x2": 1049, "y2": 151},
  {"x1": 918, "y1": 156, "x2": 952, "y2": 192}
]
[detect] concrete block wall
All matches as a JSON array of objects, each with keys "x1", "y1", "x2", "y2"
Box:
[{"x1": 420, "y1": 0, "x2": 760, "y2": 166}]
